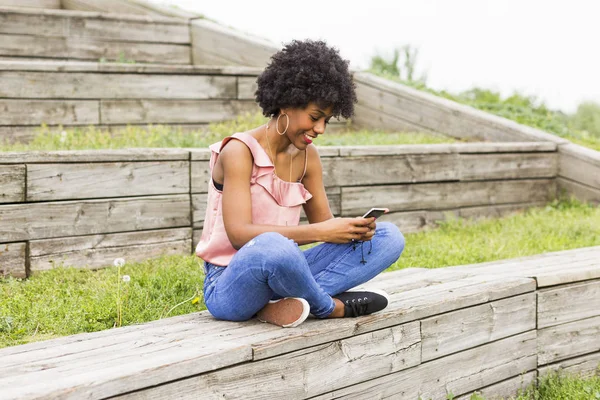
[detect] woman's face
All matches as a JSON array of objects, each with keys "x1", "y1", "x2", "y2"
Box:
[{"x1": 281, "y1": 103, "x2": 334, "y2": 149}]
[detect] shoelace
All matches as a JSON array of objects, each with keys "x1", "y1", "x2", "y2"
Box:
[
  {"x1": 344, "y1": 297, "x2": 370, "y2": 317},
  {"x1": 351, "y1": 240, "x2": 373, "y2": 264}
]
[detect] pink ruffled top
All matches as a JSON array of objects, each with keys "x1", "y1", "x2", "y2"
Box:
[{"x1": 195, "y1": 132, "x2": 313, "y2": 266}]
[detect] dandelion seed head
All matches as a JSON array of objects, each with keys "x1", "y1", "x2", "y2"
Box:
[
  {"x1": 113, "y1": 258, "x2": 125, "y2": 267},
  {"x1": 122, "y1": 275, "x2": 131, "y2": 282}
]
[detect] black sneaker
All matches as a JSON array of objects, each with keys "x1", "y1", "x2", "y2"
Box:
[{"x1": 334, "y1": 289, "x2": 390, "y2": 317}]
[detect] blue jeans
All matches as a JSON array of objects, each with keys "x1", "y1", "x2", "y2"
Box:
[{"x1": 202, "y1": 222, "x2": 405, "y2": 320}]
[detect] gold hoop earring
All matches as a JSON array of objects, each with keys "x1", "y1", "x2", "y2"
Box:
[{"x1": 276, "y1": 113, "x2": 289, "y2": 136}]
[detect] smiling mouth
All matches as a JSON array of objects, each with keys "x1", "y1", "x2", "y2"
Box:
[{"x1": 304, "y1": 133, "x2": 316, "y2": 143}]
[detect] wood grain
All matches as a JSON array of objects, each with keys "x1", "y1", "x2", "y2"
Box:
[
  {"x1": 456, "y1": 372, "x2": 536, "y2": 400},
  {"x1": 538, "y1": 315, "x2": 600, "y2": 365},
  {"x1": 0, "y1": 0, "x2": 61, "y2": 8},
  {"x1": 421, "y1": 293, "x2": 536, "y2": 361},
  {"x1": 538, "y1": 280, "x2": 600, "y2": 328},
  {"x1": 0, "y1": 99, "x2": 99, "y2": 126},
  {"x1": 0, "y1": 241, "x2": 26, "y2": 278},
  {"x1": 0, "y1": 164, "x2": 25, "y2": 203},
  {"x1": 312, "y1": 331, "x2": 537, "y2": 400},
  {"x1": 538, "y1": 352, "x2": 600, "y2": 378},
  {"x1": 100, "y1": 99, "x2": 259, "y2": 124},
  {"x1": 27, "y1": 161, "x2": 189, "y2": 201},
  {"x1": 341, "y1": 179, "x2": 555, "y2": 216},
  {"x1": 0, "y1": 195, "x2": 191, "y2": 241},
  {"x1": 0, "y1": 71, "x2": 236, "y2": 99},
  {"x1": 0, "y1": 34, "x2": 190, "y2": 64},
  {"x1": 116, "y1": 322, "x2": 421, "y2": 400},
  {"x1": 29, "y1": 228, "x2": 192, "y2": 272}
]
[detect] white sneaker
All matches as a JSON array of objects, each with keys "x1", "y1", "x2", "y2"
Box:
[{"x1": 256, "y1": 297, "x2": 310, "y2": 328}]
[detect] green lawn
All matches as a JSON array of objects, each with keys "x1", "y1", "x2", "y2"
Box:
[
  {"x1": 0, "y1": 112, "x2": 459, "y2": 152},
  {"x1": 465, "y1": 370, "x2": 600, "y2": 400},
  {"x1": 1, "y1": 198, "x2": 599, "y2": 349}
]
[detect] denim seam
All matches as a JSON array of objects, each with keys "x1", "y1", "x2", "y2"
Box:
[{"x1": 312, "y1": 243, "x2": 357, "y2": 283}]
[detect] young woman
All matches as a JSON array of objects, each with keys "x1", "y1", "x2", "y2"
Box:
[{"x1": 196, "y1": 40, "x2": 405, "y2": 328}]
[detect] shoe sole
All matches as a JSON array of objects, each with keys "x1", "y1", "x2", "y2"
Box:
[{"x1": 257, "y1": 297, "x2": 310, "y2": 328}]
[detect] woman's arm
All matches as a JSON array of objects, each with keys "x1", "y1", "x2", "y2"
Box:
[{"x1": 220, "y1": 141, "x2": 371, "y2": 249}]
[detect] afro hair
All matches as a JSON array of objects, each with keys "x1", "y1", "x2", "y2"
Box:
[{"x1": 255, "y1": 39, "x2": 357, "y2": 119}]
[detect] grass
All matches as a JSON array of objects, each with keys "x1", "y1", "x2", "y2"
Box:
[
  {"x1": 1, "y1": 198, "x2": 599, "y2": 349},
  {"x1": 465, "y1": 370, "x2": 600, "y2": 400},
  {"x1": 0, "y1": 112, "x2": 459, "y2": 152}
]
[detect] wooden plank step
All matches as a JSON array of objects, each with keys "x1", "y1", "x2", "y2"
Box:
[
  {"x1": 0, "y1": 164, "x2": 25, "y2": 203},
  {"x1": 538, "y1": 279, "x2": 600, "y2": 328},
  {"x1": 0, "y1": 195, "x2": 191, "y2": 241},
  {"x1": 0, "y1": 0, "x2": 61, "y2": 9},
  {"x1": 29, "y1": 228, "x2": 192, "y2": 272},
  {"x1": 116, "y1": 322, "x2": 421, "y2": 400},
  {"x1": 340, "y1": 179, "x2": 556, "y2": 216},
  {"x1": 538, "y1": 351, "x2": 600, "y2": 378},
  {"x1": 27, "y1": 161, "x2": 190, "y2": 201},
  {"x1": 456, "y1": 371, "x2": 536, "y2": 400},
  {"x1": 538, "y1": 315, "x2": 600, "y2": 365},
  {"x1": 421, "y1": 293, "x2": 536, "y2": 361},
  {"x1": 0, "y1": 99, "x2": 99, "y2": 126},
  {"x1": 0, "y1": 337, "x2": 252, "y2": 400},
  {"x1": 0, "y1": 148, "x2": 189, "y2": 163},
  {"x1": 0, "y1": 33, "x2": 191, "y2": 64},
  {"x1": 311, "y1": 331, "x2": 537, "y2": 400},
  {"x1": 0, "y1": 241, "x2": 26, "y2": 278},
  {"x1": 0, "y1": 71, "x2": 236, "y2": 99}
]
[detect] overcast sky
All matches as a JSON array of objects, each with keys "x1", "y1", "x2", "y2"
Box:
[{"x1": 153, "y1": 0, "x2": 599, "y2": 113}]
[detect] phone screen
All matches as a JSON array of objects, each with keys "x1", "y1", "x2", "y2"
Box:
[{"x1": 362, "y1": 208, "x2": 389, "y2": 219}]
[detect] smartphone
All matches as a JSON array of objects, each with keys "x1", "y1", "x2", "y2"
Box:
[{"x1": 362, "y1": 207, "x2": 389, "y2": 219}]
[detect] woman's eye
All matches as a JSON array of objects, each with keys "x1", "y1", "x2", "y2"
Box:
[{"x1": 310, "y1": 116, "x2": 318, "y2": 121}]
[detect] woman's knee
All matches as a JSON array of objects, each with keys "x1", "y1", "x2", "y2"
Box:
[
  {"x1": 376, "y1": 222, "x2": 406, "y2": 258},
  {"x1": 242, "y1": 232, "x2": 303, "y2": 270}
]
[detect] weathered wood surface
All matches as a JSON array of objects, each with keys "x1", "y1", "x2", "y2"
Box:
[
  {"x1": 312, "y1": 331, "x2": 537, "y2": 400},
  {"x1": 321, "y1": 153, "x2": 459, "y2": 187},
  {"x1": 191, "y1": 19, "x2": 279, "y2": 67},
  {"x1": 352, "y1": 102, "x2": 438, "y2": 134},
  {"x1": 0, "y1": 164, "x2": 25, "y2": 203},
  {"x1": 355, "y1": 80, "x2": 527, "y2": 142},
  {"x1": 192, "y1": 194, "x2": 208, "y2": 228},
  {"x1": 237, "y1": 76, "x2": 257, "y2": 100},
  {"x1": 0, "y1": 0, "x2": 60, "y2": 8},
  {"x1": 0, "y1": 99, "x2": 99, "y2": 125},
  {"x1": 191, "y1": 161, "x2": 211, "y2": 193},
  {"x1": 0, "y1": 9, "x2": 190, "y2": 43},
  {"x1": 61, "y1": 0, "x2": 170, "y2": 17},
  {"x1": 0, "y1": 195, "x2": 191, "y2": 241},
  {"x1": 0, "y1": 149, "x2": 189, "y2": 163},
  {"x1": 0, "y1": 71, "x2": 236, "y2": 99},
  {"x1": 117, "y1": 322, "x2": 421, "y2": 400},
  {"x1": 456, "y1": 371, "x2": 536, "y2": 400},
  {"x1": 334, "y1": 141, "x2": 556, "y2": 157},
  {"x1": 100, "y1": 99, "x2": 258, "y2": 124},
  {"x1": 353, "y1": 72, "x2": 569, "y2": 145},
  {"x1": 538, "y1": 351, "x2": 600, "y2": 378},
  {"x1": 27, "y1": 161, "x2": 189, "y2": 201},
  {"x1": 460, "y1": 152, "x2": 557, "y2": 180},
  {"x1": 0, "y1": 34, "x2": 190, "y2": 64},
  {"x1": 421, "y1": 293, "x2": 536, "y2": 361},
  {"x1": 538, "y1": 280, "x2": 600, "y2": 328},
  {"x1": 321, "y1": 152, "x2": 555, "y2": 187},
  {"x1": 559, "y1": 143, "x2": 600, "y2": 189},
  {"x1": 376, "y1": 202, "x2": 545, "y2": 233},
  {"x1": 341, "y1": 179, "x2": 555, "y2": 216},
  {"x1": 557, "y1": 177, "x2": 600, "y2": 204},
  {"x1": 0, "y1": 338, "x2": 252, "y2": 400},
  {"x1": 0, "y1": 60, "x2": 262, "y2": 75},
  {"x1": 29, "y1": 228, "x2": 191, "y2": 272},
  {"x1": 0, "y1": 241, "x2": 26, "y2": 278},
  {"x1": 538, "y1": 315, "x2": 600, "y2": 365}
]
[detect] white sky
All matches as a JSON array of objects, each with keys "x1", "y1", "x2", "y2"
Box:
[{"x1": 154, "y1": 0, "x2": 599, "y2": 113}]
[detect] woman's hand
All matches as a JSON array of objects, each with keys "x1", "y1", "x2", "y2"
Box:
[{"x1": 316, "y1": 217, "x2": 376, "y2": 243}]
